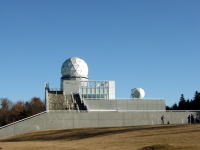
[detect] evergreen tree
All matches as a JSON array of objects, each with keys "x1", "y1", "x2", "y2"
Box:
[
  {"x1": 169, "y1": 91, "x2": 200, "y2": 110},
  {"x1": 166, "y1": 106, "x2": 170, "y2": 110},
  {"x1": 186, "y1": 99, "x2": 191, "y2": 110},
  {"x1": 178, "y1": 94, "x2": 187, "y2": 110},
  {"x1": 193, "y1": 91, "x2": 200, "y2": 110},
  {"x1": 171, "y1": 103, "x2": 178, "y2": 110}
]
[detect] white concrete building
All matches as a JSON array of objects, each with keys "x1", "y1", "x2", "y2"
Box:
[{"x1": 45, "y1": 57, "x2": 165, "y2": 111}]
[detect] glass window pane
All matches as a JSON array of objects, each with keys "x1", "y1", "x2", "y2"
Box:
[
  {"x1": 92, "y1": 88, "x2": 95, "y2": 94},
  {"x1": 96, "y1": 88, "x2": 100, "y2": 94},
  {"x1": 104, "y1": 88, "x2": 108, "y2": 94},
  {"x1": 100, "y1": 88, "x2": 103, "y2": 94}
]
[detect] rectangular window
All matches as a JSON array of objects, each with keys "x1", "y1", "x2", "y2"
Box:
[
  {"x1": 104, "y1": 88, "x2": 108, "y2": 94},
  {"x1": 96, "y1": 88, "x2": 100, "y2": 94},
  {"x1": 100, "y1": 94, "x2": 104, "y2": 98},
  {"x1": 92, "y1": 88, "x2": 95, "y2": 94},
  {"x1": 100, "y1": 88, "x2": 103, "y2": 94},
  {"x1": 79, "y1": 81, "x2": 110, "y2": 100},
  {"x1": 83, "y1": 95, "x2": 87, "y2": 98},
  {"x1": 83, "y1": 88, "x2": 86, "y2": 94}
]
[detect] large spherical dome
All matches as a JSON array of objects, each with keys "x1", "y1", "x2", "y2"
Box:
[
  {"x1": 131, "y1": 88, "x2": 145, "y2": 99},
  {"x1": 61, "y1": 57, "x2": 88, "y2": 78}
]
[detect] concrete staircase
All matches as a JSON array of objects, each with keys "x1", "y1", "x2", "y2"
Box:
[{"x1": 72, "y1": 93, "x2": 87, "y2": 110}]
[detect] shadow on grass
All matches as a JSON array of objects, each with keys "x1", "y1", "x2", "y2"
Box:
[
  {"x1": 0, "y1": 124, "x2": 190, "y2": 142},
  {"x1": 135, "y1": 128, "x2": 200, "y2": 138},
  {"x1": 138, "y1": 144, "x2": 178, "y2": 150}
]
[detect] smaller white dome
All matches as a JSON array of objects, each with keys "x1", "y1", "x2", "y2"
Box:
[
  {"x1": 131, "y1": 88, "x2": 145, "y2": 99},
  {"x1": 61, "y1": 57, "x2": 88, "y2": 78}
]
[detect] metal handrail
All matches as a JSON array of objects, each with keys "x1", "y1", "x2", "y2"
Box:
[
  {"x1": 81, "y1": 96, "x2": 88, "y2": 111},
  {"x1": 166, "y1": 110, "x2": 200, "y2": 112},
  {"x1": 47, "y1": 109, "x2": 200, "y2": 112},
  {"x1": 49, "y1": 88, "x2": 61, "y2": 91},
  {"x1": 0, "y1": 111, "x2": 47, "y2": 129}
]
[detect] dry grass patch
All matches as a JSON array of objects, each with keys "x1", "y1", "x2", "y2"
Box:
[{"x1": 0, "y1": 124, "x2": 200, "y2": 150}]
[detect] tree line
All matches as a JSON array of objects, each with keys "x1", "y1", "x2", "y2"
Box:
[
  {"x1": 166, "y1": 91, "x2": 200, "y2": 110},
  {"x1": 0, "y1": 97, "x2": 45, "y2": 127}
]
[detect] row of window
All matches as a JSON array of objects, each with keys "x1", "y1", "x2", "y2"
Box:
[
  {"x1": 80, "y1": 81, "x2": 109, "y2": 88},
  {"x1": 81, "y1": 94, "x2": 108, "y2": 99},
  {"x1": 79, "y1": 87, "x2": 109, "y2": 95},
  {"x1": 79, "y1": 81, "x2": 110, "y2": 99}
]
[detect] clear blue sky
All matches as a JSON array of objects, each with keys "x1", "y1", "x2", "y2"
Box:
[{"x1": 0, "y1": 0, "x2": 199, "y2": 106}]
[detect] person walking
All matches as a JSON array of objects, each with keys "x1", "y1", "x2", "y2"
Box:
[
  {"x1": 191, "y1": 114, "x2": 194, "y2": 124},
  {"x1": 187, "y1": 115, "x2": 191, "y2": 124},
  {"x1": 161, "y1": 115, "x2": 165, "y2": 125},
  {"x1": 195, "y1": 114, "x2": 199, "y2": 123}
]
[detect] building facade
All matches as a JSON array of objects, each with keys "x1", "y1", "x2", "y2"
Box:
[{"x1": 45, "y1": 57, "x2": 165, "y2": 111}]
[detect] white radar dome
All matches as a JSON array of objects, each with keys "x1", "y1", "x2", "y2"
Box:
[
  {"x1": 61, "y1": 57, "x2": 88, "y2": 79},
  {"x1": 131, "y1": 88, "x2": 145, "y2": 99}
]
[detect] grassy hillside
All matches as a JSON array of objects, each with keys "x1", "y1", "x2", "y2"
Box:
[{"x1": 0, "y1": 124, "x2": 200, "y2": 150}]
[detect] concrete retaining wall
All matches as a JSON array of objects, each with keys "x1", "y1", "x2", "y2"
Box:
[
  {"x1": 0, "y1": 111, "x2": 199, "y2": 139},
  {"x1": 84, "y1": 99, "x2": 166, "y2": 110}
]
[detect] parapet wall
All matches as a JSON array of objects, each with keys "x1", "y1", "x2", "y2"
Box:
[
  {"x1": 0, "y1": 111, "x2": 199, "y2": 139},
  {"x1": 84, "y1": 99, "x2": 166, "y2": 111},
  {"x1": 47, "y1": 92, "x2": 165, "y2": 111}
]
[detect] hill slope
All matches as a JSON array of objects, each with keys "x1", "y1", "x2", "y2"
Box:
[{"x1": 0, "y1": 124, "x2": 200, "y2": 150}]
